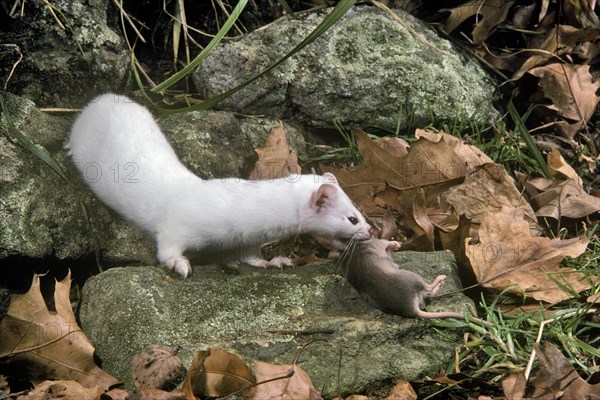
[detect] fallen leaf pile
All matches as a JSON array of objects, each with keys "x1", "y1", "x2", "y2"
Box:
[
  {"x1": 180, "y1": 348, "x2": 321, "y2": 400},
  {"x1": 503, "y1": 342, "x2": 600, "y2": 399},
  {"x1": 439, "y1": 0, "x2": 600, "y2": 142},
  {"x1": 0, "y1": 272, "x2": 119, "y2": 393},
  {"x1": 324, "y1": 128, "x2": 596, "y2": 302}
]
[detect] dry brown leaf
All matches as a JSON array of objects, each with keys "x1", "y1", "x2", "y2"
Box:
[
  {"x1": 0, "y1": 273, "x2": 119, "y2": 390},
  {"x1": 442, "y1": 163, "x2": 539, "y2": 231},
  {"x1": 374, "y1": 136, "x2": 410, "y2": 158},
  {"x1": 16, "y1": 380, "x2": 103, "y2": 400},
  {"x1": 531, "y1": 342, "x2": 600, "y2": 399},
  {"x1": 247, "y1": 361, "x2": 321, "y2": 400},
  {"x1": 131, "y1": 344, "x2": 183, "y2": 392},
  {"x1": 501, "y1": 372, "x2": 526, "y2": 400},
  {"x1": 323, "y1": 129, "x2": 465, "y2": 216},
  {"x1": 512, "y1": 25, "x2": 600, "y2": 81},
  {"x1": 139, "y1": 388, "x2": 185, "y2": 400},
  {"x1": 438, "y1": 214, "x2": 472, "y2": 269},
  {"x1": 384, "y1": 379, "x2": 417, "y2": 400},
  {"x1": 547, "y1": 148, "x2": 583, "y2": 186},
  {"x1": 528, "y1": 63, "x2": 600, "y2": 139},
  {"x1": 531, "y1": 179, "x2": 600, "y2": 219},
  {"x1": 443, "y1": 0, "x2": 515, "y2": 44},
  {"x1": 415, "y1": 129, "x2": 493, "y2": 168},
  {"x1": 411, "y1": 188, "x2": 435, "y2": 251},
  {"x1": 181, "y1": 348, "x2": 255, "y2": 400},
  {"x1": 248, "y1": 121, "x2": 300, "y2": 180},
  {"x1": 379, "y1": 212, "x2": 399, "y2": 241},
  {"x1": 466, "y1": 206, "x2": 590, "y2": 302},
  {"x1": 104, "y1": 388, "x2": 130, "y2": 400}
]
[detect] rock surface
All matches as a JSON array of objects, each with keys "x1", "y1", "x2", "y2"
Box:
[
  {"x1": 0, "y1": 0, "x2": 129, "y2": 107},
  {"x1": 79, "y1": 250, "x2": 474, "y2": 398},
  {"x1": 193, "y1": 6, "x2": 499, "y2": 132}
]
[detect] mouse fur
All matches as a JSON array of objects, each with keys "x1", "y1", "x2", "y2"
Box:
[
  {"x1": 67, "y1": 93, "x2": 371, "y2": 278},
  {"x1": 340, "y1": 238, "x2": 470, "y2": 320}
]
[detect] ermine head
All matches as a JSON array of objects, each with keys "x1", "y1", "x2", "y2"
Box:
[{"x1": 308, "y1": 173, "x2": 371, "y2": 241}]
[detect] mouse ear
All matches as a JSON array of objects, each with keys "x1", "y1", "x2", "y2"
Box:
[
  {"x1": 311, "y1": 183, "x2": 337, "y2": 210},
  {"x1": 322, "y1": 172, "x2": 339, "y2": 184}
]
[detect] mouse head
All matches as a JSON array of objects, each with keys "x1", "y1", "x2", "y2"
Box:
[{"x1": 308, "y1": 173, "x2": 371, "y2": 241}]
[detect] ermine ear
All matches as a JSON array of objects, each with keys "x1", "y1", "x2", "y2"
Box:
[
  {"x1": 311, "y1": 184, "x2": 337, "y2": 210},
  {"x1": 322, "y1": 172, "x2": 338, "y2": 184}
]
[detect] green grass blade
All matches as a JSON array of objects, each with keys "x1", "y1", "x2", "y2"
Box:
[
  {"x1": 159, "y1": 0, "x2": 356, "y2": 114},
  {"x1": 150, "y1": 0, "x2": 249, "y2": 94},
  {"x1": 0, "y1": 96, "x2": 69, "y2": 184},
  {"x1": 276, "y1": 0, "x2": 295, "y2": 17},
  {"x1": 507, "y1": 99, "x2": 551, "y2": 178}
]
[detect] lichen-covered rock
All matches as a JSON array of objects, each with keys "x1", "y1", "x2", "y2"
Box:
[
  {"x1": 0, "y1": 92, "x2": 305, "y2": 268},
  {"x1": 193, "y1": 6, "x2": 499, "y2": 132},
  {"x1": 0, "y1": 92, "x2": 92, "y2": 260},
  {"x1": 0, "y1": 0, "x2": 129, "y2": 107},
  {"x1": 78, "y1": 251, "x2": 473, "y2": 398}
]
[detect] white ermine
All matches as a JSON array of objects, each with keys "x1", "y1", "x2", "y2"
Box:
[{"x1": 67, "y1": 93, "x2": 371, "y2": 278}]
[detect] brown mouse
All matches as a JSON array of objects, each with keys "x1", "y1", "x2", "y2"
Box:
[{"x1": 339, "y1": 238, "x2": 482, "y2": 322}]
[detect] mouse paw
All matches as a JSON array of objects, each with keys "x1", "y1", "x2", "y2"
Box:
[
  {"x1": 267, "y1": 256, "x2": 296, "y2": 270},
  {"x1": 428, "y1": 275, "x2": 447, "y2": 296},
  {"x1": 385, "y1": 240, "x2": 402, "y2": 252},
  {"x1": 242, "y1": 255, "x2": 296, "y2": 270},
  {"x1": 163, "y1": 256, "x2": 192, "y2": 279}
]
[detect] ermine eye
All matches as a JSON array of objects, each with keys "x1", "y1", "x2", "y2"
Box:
[{"x1": 348, "y1": 216, "x2": 358, "y2": 225}]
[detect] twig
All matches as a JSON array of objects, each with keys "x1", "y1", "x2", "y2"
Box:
[{"x1": 524, "y1": 308, "x2": 598, "y2": 381}]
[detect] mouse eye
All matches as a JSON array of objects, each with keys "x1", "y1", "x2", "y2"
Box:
[{"x1": 348, "y1": 216, "x2": 358, "y2": 225}]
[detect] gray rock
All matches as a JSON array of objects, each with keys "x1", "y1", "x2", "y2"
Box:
[
  {"x1": 0, "y1": 92, "x2": 307, "y2": 267},
  {"x1": 79, "y1": 250, "x2": 474, "y2": 397},
  {"x1": 193, "y1": 6, "x2": 499, "y2": 132},
  {"x1": 0, "y1": 0, "x2": 129, "y2": 107}
]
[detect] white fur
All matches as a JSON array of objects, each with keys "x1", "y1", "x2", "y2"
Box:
[{"x1": 68, "y1": 93, "x2": 371, "y2": 278}]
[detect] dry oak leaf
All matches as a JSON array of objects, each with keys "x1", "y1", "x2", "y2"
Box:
[
  {"x1": 0, "y1": 272, "x2": 119, "y2": 390},
  {"x1": 414, "y1": 129, "x2": 493, "y2": 168},
  {"x1": 181, "y1": 348, "x2": 255, "y2": 400},
  {"x1": 247, "y1": 361, "x2": 322, "y2": 400},
  {"x1": 501, "y1": 372, "x2": 526, "y2": 400},
  {"x1": 531, "y1": 178, "x2": 600, "y2": 219},
  {"x1": 443, "y1": 0, "x2": 515, "y2": 44},
  {"x1": 530, "y1": 341, "x2": 600, "y2": 399},
  {"x1": 512, "y1": 25, "x2": 600, "y2": 81},
  {"x1": 374, "y1": 136, "x2": 410, "y2": 158},
  {"x1": 131, "y1": 344, "x2": 183, "y2": 392},
  {"x1": 442, "y1": 163, "x2": 539, "y2": 231},
  {"x1": 383, "y1": 379, "x2": 417, "y2": 400},
  {"x1": 139, "y1": 388, "x2": 185, "y2": 400},
  {"x1": 16, "y1": 380, "x2": 103, "y2": 400},
  {"x1": 528, "y1": 63, "x2": 600, "y2": 138},
  {"x1": 466, "y1": 206, "x2": 590, "y2": 303},
  {"x1": 547, "y1": 148, "x2": 583, "y2": 186},
  {"x1": 248, "y1": 120, "x2": 300, "y2": 180},
  {"x1": 322, "y1": 128, "x2": 466, "y2": 215}
]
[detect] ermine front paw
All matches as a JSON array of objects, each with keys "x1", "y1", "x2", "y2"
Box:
[{"x1": 163, "y1": 256, "x2": 192, "y2": 279}]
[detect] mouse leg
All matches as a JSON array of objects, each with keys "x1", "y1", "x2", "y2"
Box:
[
  {"x1": 426, "y1": 275, "x2": 447, "y2": 296},
  {"x1": 241, "y1": 246, "x2": 295, "y2": 269},
  {"x1": 157, "y1": 242, "x2": 192, "y2": 278}
]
